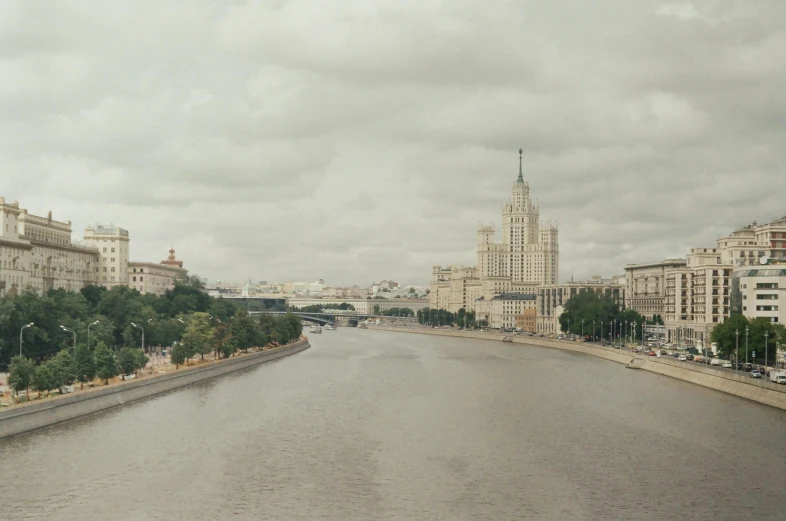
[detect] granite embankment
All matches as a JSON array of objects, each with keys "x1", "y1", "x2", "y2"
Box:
[
  {"x1": 369, "y1": 326, "x2": 786, "y2": 411},
  {"x1": 0, "y1": 339, "x2": 310, "y2": 440}
]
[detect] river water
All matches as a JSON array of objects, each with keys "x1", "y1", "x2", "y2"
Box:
[{"x1": 1, "y1": 329, "x2": 785, "y2": 520}]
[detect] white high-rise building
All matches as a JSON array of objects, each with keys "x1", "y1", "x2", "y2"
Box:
[
  {"x1": 430, "y1": 150, "x2": 559, "y2": 319},
  {"x1": 83, "y1": 225, "x2": 130, "y2": 289}
]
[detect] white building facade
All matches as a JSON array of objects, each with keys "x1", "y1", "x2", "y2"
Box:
[
  {"x1": 1, "y1": 197, "x2": 100, "y2": 296},
  {"x1": 663, "y1": 248, "x2": 733, "y2": 346},
  {"x1": 430, "y1": 150, "x2": 559, "y2": 321},
  {"x1": 83, "y1": 225, "x2": 130, "y2": 289},
  {"x1": 731, "y1": 260, "x2": 786, "y2": 325},
  {"x1": 1, "y1": 196, "x2": 184, "y2": 298}
]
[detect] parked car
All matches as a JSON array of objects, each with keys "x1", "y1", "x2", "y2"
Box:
[
  {"x1": 686, "y1": 354, "x2": 694, "y2": 361},
  {"x1": 722, "y1": 361, "x2": 733, "y2": 368},
  {"x1": 678, "y1": 355, "x2": 687, "y2": 361},
  {"x1": 743, "y1": 363, "x2": 754, "y2": 372},
  {"x1": 671, "y1": 353, "x2": 680, "y2": 358},
  {"x1": 647, "y1": 351, "x2": 657, "y2": 356},
  {"x1": 750, "y1": 371, "x2": 762, "y2": 379}
]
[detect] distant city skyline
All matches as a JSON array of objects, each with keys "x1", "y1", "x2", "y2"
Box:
[{"x1": 3, "y1": 1, "x2": 784, "y2": 285}]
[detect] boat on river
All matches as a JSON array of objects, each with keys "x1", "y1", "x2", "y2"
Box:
[
  {"x1": 324, "y1": 324, "x2": 337, "y2": 330},
  {"x1": 309, "y1": 326, "x2": 322, "y2": 334}
]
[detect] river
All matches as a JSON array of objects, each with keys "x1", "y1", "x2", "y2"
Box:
[{"x1": 1, "y1": 328, "x2": 785, "y2": 520}]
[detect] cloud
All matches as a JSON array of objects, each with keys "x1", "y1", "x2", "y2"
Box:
[{"x1": 1, "y1": 0, "x2": 784, "y2": 286}]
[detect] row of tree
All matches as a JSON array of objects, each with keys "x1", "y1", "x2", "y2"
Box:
[
  {"x1": 8, "y1": 343, "x2": 149, "y2": 397},
  {"x1": 416, "y1": 308, "x2": 480, "y2": 328},
  {"x1": 379, "y1": 307, "x2": 414, "y2": 317},
  {"x1": 0, "y1": 277, "x2": 230, "y2": 368},
  {"x1": 710, "y1": 314, "x2": 785, "y2": 365},
  {"x1": 558, "y1": 291, "x2": 659, "y2": 340},
  {"x1": 6, "y1": 310, "x2": 304, "y2": 397}
]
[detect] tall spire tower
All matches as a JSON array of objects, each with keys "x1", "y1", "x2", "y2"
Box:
[{"x1": 517, "y1": 148, "x2": 524, "y2": 184}]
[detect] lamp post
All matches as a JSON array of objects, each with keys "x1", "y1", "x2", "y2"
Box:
[
  {"x1": 19, "y1": 322, "x2": 34, "y2": 356},
  {"x1": 745, "y1": 326, "x2": 749, "y2": 365},
  {"x1": 593, "y1": 320, "x2": 596, "y2": 344},
  {"x1": 87, "y1": 320, "x2": 99, "y2": 349},
  {"x1": 581, "y1": 319, "x2": 584, "y2": 341},
  {"x1": 600, "y1": 320, "x2": 604, "y2": 346},
  {"x1": 60, "y1": 325, "x2": 76, "y2": 352},
  {"x1": 735, "y1": 329, "x2": 739, "y2": 374},
  {"x1": 765, "y1": 331, "x2": 769, "y2": 375},
  {"x1": 130, "y1": 322, "x2": 145, "y2": 352}
]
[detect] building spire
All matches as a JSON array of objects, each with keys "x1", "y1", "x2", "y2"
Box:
[{"x1": 517, "y1": 148, "x2": 524, "y2": 185}]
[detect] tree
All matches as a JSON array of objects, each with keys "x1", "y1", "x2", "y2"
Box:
[
  {"x1": 212, "y1": 324, "x2": 228, "y2": 358},
  {"x1": 711, "y1": 315, "x2": 778, "y2": 364},
  {"x1": 8, "y1": 355, "x2": 36, "y2": 397},
  {"x1": 52, "y1": 350, "x2": 76, "y2": 390},
  {"x1": 73, "y1": 344, "x2": 96, "y2": 389},
  {"x1": 373, "y1": 304, "x2": 380, "y2": 315},
  {"x1": 170, "y1": 343, "x2": 187, "y2": 369},
  {"x1": 477, "y1": 319, "x2": 489, "y2": 328},
  {"x1": 133, "y1": 349, "x2": 150, "y2": 374},
  {"x1": 94, "y1": 342, "x2": 117, "y2": 385},
  {"x1": 33, "y1": 361, "x2": 57, "y2": 397},
  {"x1": 116, "y1": 347, "x2": 138, "y2": 379},
  {"x1": 229, "y1": 312, "x2": 257, "y2": 352},
  {"x1": 182, "y1": 312, "x2": 214, "y2": 360}
]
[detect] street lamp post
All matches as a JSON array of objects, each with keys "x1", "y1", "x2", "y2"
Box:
[
  {"x1": 735, "y1": 329, "x2": 739, "y2": 374},
  {"x1": 130, "y1": 322, "x2": 145, "y2": 352},
  {"x1": 593, "y1": 320, "x2": 596, "y2": 344},
  {"x1": 19, "y1": 322, "x2": 34, "y2": 356},
  {"x1": 745, "y1": 326, "x2": 749, "y2": 365},
  {"x1": 87, "y1": 320, "x2": 99, "y2": 349},
  {"x1": 581, "y1": 319, "x2": 584, "y2": 341},
  {"x1": 765, "y1": 332, "x2": 769, "y2": 375},
  {"x1": 60, "y1": 325, "x2": 76, "y2": 352},
  {"x1": 600, "y1": 320, "x2": 604, "y2": 346}
]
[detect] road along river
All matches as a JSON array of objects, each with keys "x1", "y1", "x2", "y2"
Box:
[{"x1": 1, "y1": 328, "x2": 784, "y2": 520}]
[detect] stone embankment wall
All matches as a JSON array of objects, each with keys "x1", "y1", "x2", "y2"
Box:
[
  {"x1": 0, "y1": 339, "x2": 310, "y2": 440},
  {"x1": 370, "y1": 326, "x2": 786, "y2": 411}
]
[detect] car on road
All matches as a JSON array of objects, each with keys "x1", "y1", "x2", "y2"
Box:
[
  {"x1": 750, "y1": 371, "x2": 762, "y2": 378},
  {"x1": 743, "y1": 363, "x2": 754, "y2": 372},
  {"x1": 678, "y1": 355, "x2": 687, "y2": 361},
  {"x1": 647, "y1": 351, "x2": 657, "y2": 356},
  {"x1": 686, "y1": 354, "x2": 695, "y2": 361},
  {"x1": 722, "y1": 361, "x2": 733, "y2": 368},
  {"x1": 672, "y1": 353, "x2": 680, "y2": 358}
]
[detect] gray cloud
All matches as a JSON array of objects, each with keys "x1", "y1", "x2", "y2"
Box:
[{"x1": 1, "y1": 0, "x2": 784, "y2": 286}]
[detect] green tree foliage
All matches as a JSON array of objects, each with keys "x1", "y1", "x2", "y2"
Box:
[
  {"x1": 73, "y1": 344, "x2": 96, "y2": 389},
  {"x1": 558, "y1": 291, "x2": 646, "y2": 341},
  {"x1": 228, "y1": 312, "x2": 257, "y2": 352},
  {"x1": 417, "y1": 308, "x2": 457, "y2": 326},
  {"x1": 183, "y1": 312, "x2": 214, "y2": 360},
  {"x1": 133, "y1": 349, "x2": 150, "y2": 373},
  {"x1": 170, "y1": 343, "x2": 187, "y2": 368},
  {"x1": 213, "y1": 324, "x2": 230, "y2": 359},
  {"x1": 711, "y1": 315, "x2": 779, "y2": 364},
  {"x1": 8, "y1": 355, "x2": 36, "y2": 396},
  {"x1": 381, "y1": 307, "x2": 414, "y2": 317},
  {"x1": 116, "y1": 347, "x2": 139, "y2": 379},
  {"x1": 33, "y1": 361, "x2": 57, "y2": 396},
  {"x1": 373, "y1": 304, "x2": 381, "y2": 315},
  {"x1": 52, "y1": 350, "x2": 76, "y2": 389},
  {"x1": 94, "y1": 342, "x2": 117, "y2": 384}
]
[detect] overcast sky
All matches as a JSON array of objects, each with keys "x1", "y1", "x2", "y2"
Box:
[{"x1": 2, "y1": 1, "x2": 784, "y2": 286}]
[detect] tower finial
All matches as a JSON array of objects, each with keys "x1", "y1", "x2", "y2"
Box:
[{"x1": 517, "y1": 148, "x2": 524, "y2": 184}]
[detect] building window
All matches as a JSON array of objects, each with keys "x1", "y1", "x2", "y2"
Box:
[{"x1": 140, "y1": 277, "x2": 144, "y2": 281}]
